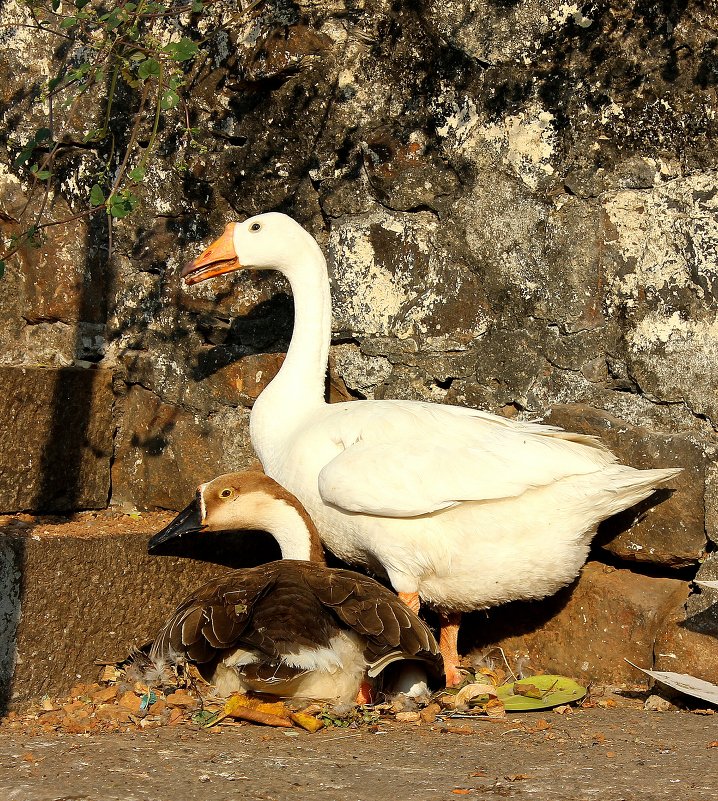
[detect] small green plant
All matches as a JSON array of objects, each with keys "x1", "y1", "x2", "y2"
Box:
[
  {"x1": 318, "y1": 705, "x2": 380, "y2": 728},
  {"x1": 0, "y1": 0, "x2": 240, "y2": 275}
]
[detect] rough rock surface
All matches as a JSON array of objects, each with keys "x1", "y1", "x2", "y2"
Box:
[
  {"x1": 1, "y1": 0, "x2": 717, "y2": 700},
  {"x1": 0, "y1": 366, "x2": 113, "y2": 513},
  {"x1": 466, "y1": 561, "x2": 688, "y2": 685}
]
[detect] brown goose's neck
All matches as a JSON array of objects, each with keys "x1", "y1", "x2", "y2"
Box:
[
  {"x1": 267, "y1": 479, "x2": 327, "y2": 565},
  {"x1": 272, "y1": 485, "x2": 326, "y2": 565}
]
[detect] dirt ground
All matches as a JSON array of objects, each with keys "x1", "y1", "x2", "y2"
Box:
[{"x1": 0, "y1": 708, "x2": 716, "y2": 801}]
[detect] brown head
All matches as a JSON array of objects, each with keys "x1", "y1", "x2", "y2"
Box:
[{"x1": 148, "y1": 471, "x2": 326, "y2": 564}]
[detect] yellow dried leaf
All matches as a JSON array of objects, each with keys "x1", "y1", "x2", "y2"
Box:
[
  {"x1": 395, "y1": 711, "x2": 421, "y2": 723},
  {"x1": 90, "y1": 686, "x2": 118, "y2": 704},
  {"x1": 454, "y1": 683, "x2": 498, "y2": 709},
  {"x1": 478, "y1": 667, "x2": 506, "y2": 686},
  {"x1": 596, "y1": 698, "x2": 617, "y2": 709},
  {"x1": 165, "y1": 691, "x2": 197, "y2": 709},
  {"x1": 513, "y1": 682, "x2": 544, "y2": 699},
  {"x1": 484, "y1": 698, "x2": 506, "y2": 718},
  {"x1": 420, "y1": 702, "x2": 441, "y2": 723},
  {"x1": 223, "y1": 693, "x2": 251, "y2": 714},
  {"x1": 118, "y1": 691, "x2": 143, "y2": 714},
  {"x1": 252, "y1": 701, "x2": 290, "y2": 719},
  {"x1": 290, "y1": 712, "x2": 324, "y2": 733}
]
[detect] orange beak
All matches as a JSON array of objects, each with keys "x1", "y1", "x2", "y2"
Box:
[{"x1": 181, "y1": 223, "x2": 241, "y2": 285}]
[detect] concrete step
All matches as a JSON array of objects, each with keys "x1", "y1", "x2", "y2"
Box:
[{"x1": 0, "y1": 511, "x2": 279, "y2": 710}]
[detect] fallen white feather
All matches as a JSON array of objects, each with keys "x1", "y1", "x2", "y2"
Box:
[
  {"x1": 696, "y1": 580, "x2": 718, "y2": 590},
  {"x1": 627, "y1": 660, "x2": 718, "y2": 705}
]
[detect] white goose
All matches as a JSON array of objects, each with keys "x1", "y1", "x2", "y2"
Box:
[{"x1": 182, "y1": 212, "x2": 681, "y2": 685}]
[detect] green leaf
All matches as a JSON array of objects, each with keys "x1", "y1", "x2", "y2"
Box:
[
  {"x1": 67, "y1": 63, "x2": 92, "y2": 82},
  {"x1": 89, "y1": 184, "x2": 106, "y2": 206},
  {"x1": 191, "y1": 0, "x2": 204, "y2": 11},
  {"x1": 0, "y1": 260, "x2": 5, "y2": 279},
  {"x1": 59, "y1": 16, "x2": 78, "y2": 29},
  {"x1": 14, "y1": 149, "x2": 34, "y2": 168},
  {"x1": 163, "y1": 38, "x2": 198, "y2": 62},
  {"x1": 192, "y1": 709, "x2": 218, "y2": 726},
  {"x1": 35, "y1": 128, "x2": 52, "y2": 142},
  {"x1": 100, "y1": 9, "x2": 125, "y2": 29},
  {"x1": 75, "y1": 0, "x2": 90, "y2": 7},
  {"x1": 31, "y1": 167, "x2": 52, "y2": 180},
  {"x1": 160, "y1": 88, "x2": 179, "y2": 110},
  {"x1": 52, "y1": 0, "x2": 61, "y2": 11},
  {"x1": 128, "y1": 167, "x2": 145, "y2": 182},
  {"x1": 495, "y1": 675, "x2": 586, "y2": 712},
  {"x1": 48, "y1": 74, "x2": 64, "y2": 92},
  {"x1": 108, "y1": 191, "x2": 138, "y2": 218},
  {"x1": 137, "y1": 58, "x2": 161, "y2": 80}
]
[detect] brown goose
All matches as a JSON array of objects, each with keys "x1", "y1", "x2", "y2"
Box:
[{"x1": 148, "y1": 472, "x2": 443, "y2": 704}]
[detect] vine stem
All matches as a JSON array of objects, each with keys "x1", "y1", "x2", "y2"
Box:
[
  {"x1": 109, "y1": 81, "x2": 151, "y2": 197},
  {"x1": 140, "y1": 62, "x2": 163, "y2": 171}
]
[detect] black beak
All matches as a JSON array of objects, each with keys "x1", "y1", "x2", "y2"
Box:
[{"x1": 148, "y1": 498, "x2": 204, "y2": 553}]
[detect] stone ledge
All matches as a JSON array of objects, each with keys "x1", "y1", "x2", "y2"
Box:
[{"x1": 0, "y1": 513, "x2": 280, "y2": 710}]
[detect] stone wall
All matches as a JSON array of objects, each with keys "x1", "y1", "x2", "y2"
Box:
[{"x1": 1, "y1": 0, "x2": 717, "y2": 685}]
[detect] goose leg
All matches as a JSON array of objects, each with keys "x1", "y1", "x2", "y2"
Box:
[
  {"x1": 398, "y1": 591, "x2": 421, "y2": 614},
  {"x1": 355, "y1": 680, "x2": 373, "y2": 705},
  {"x1": 439, "y1": 611, "x2": 463, "y2": 687}
]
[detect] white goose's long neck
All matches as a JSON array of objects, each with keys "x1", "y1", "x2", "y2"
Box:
[{"x1": 251, "y1": 243, "x2": 332, "y2": 451}]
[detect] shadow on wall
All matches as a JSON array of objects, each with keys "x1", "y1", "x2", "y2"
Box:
[
  {"x1": 0, "y1": 537, "x2": 23, "y2": 713},
  {"x1": 32, "y1": 197, "x2": 111, "y2": 514},
  {"x1": 0, "y1": 183, "x2": 112, "y2": 713}
]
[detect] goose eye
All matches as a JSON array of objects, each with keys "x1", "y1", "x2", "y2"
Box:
[
  {"x1": 219, "y1": 488, "x2": 232, "y2": 498},
  {"x1": 249, "y1": 222, "x2": 261, "y2": 232}
]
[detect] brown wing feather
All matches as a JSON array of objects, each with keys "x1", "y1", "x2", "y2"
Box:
[
  {"x1": 300, "y1": 564, "x2": 442, "y2": 677},
  {"x1": 150, "y1": 568, "x2": 279, "y2": 664},
  {"x1": 151, "y1": 562, "x2": 443, "y2": 684}
]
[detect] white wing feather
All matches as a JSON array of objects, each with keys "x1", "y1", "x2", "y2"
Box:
[{"x1": 317, "y1": 400, "x2": 617, "y2": 518}]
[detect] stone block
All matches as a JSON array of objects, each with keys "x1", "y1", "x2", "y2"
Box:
[
  {"x1": 684, "y1": 554, "x2": 718, "y2": 638},
  {"x1": 654, "y1": 582, "x2": 718, "y2": 685},
  {"x1": 198, "y1": 352, "x2": 285, "y2": 408},
  {"x1": 111, "y1": 384, "x2": 256, "y2": 510},
  {"x1": 0, "y1": 366, "x2": 113, "y2": 513},
  {"x1": 0, "y1": 513, "x2": 270, "y2": 709},
  {"x1": 1, "y1": 182, "x2": 106, "y2": 328},
  {"x1": 465, "y1": 561, "x2": 687, "y2": 685},
  {"x1": 544, "y1": 404, "x2": 706, "y2": 568}
]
